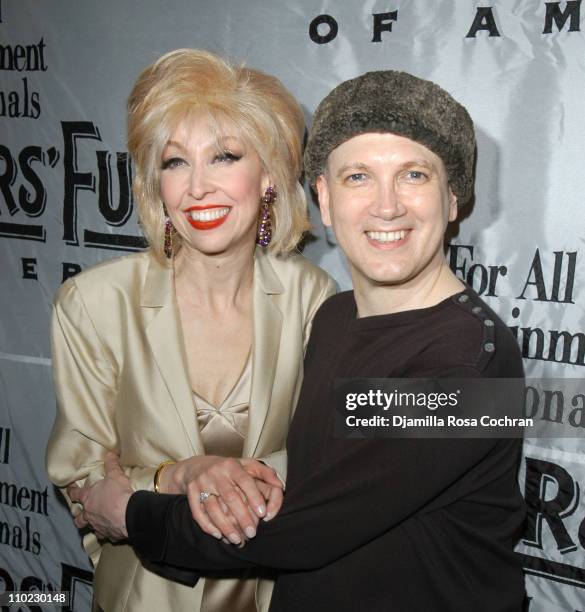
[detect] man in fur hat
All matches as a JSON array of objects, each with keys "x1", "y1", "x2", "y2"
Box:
[{"x1": 70, "y1": 71, "x2": 526, "y2": 612}]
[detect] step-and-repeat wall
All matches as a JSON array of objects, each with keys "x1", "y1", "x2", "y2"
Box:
[{"x1": 1, "y1": 1, "x2": 584, "y2": 610}]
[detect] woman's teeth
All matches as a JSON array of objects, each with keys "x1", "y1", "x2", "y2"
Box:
[{"x1": 189, "y1": 207, "x2": 230, "y2": 221}]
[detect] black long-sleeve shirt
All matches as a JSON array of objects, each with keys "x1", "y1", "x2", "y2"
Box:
[{"x1": 127, "y1": 289, "x2": 526, "y2": 611}]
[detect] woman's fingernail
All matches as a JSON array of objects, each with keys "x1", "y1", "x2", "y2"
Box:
[
  {"x1": 245, "y1": 526, "x2": 256, "y2": 538},
  {"x1": 212, "y1": 531, "x2": 222, "y2": 539},
  {"x1": 257, "y1": 505, "x2": 266, "y2": 516},
  {"x1": 263, "y1": 511, "x2": 274, "y2": 522},
  {"x1": 228, "y1": 532, "x2": 241, "y2": 545}
]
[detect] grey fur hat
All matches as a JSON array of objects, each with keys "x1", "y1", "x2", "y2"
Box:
[{"x1": 304, "y1": 70, "x2": 475, "y2": 205}]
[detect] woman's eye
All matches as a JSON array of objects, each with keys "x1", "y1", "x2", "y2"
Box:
[
  {"x1": 214, "y1": 151, "x2": 242, "y2": 163},
  {"x1": 161, "y1": 157, "x2": 185, "y2": 170}
]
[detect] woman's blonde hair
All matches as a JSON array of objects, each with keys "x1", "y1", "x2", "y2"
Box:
[{"x1": 127, "y1": 48, "x2": 310, "y2": 263}]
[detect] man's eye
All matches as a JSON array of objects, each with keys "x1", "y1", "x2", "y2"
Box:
[
  {"x1": 161, "y1": 157, "x2": 185, "y2": 170},
  {"x1": 405, "y1": 170, "x2": 427, "y2": 181},
  {"x1": 214, "y1": 151, "x2": 242, "y2": 163},
  {"x1": 346, "y1": 173, "x2": 367, "y2": 183}
]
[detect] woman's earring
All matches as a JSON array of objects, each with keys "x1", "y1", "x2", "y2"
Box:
[
  {"x1": 257, "y1": 186, "x2": 276, "y2": 247},
  {"x1": 163, "y1": 207, "x2": 175, "y2": 259}
]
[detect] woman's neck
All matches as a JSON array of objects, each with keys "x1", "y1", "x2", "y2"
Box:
[{"x1": 173, "y1": 244, "x2": 255, "y2": 310}]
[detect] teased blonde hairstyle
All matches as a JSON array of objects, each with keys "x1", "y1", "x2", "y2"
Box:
[{"x1": 127, "y1": 48, "x2": 310, "y2": 263}]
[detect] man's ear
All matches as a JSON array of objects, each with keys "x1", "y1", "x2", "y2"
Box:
[
  {"x1": 316, "y1": 175, "x2": 332, "y2": 227},
  {"x1": 448, "y1": 188, "x2": 458, "y2": 222}
]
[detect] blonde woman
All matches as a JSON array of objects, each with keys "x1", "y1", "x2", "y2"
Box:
[{"x1": 46, "y1": 49, "x2": 335, "y2": 612}]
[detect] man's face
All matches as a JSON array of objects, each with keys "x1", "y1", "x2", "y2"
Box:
[{"x1": 316, "y1": 132, "x2": 458, "y2": 292}]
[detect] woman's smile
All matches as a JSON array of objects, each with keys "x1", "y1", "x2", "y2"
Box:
[{"x1": 185, "y1": 205, "x2": 232, "y2": 230}]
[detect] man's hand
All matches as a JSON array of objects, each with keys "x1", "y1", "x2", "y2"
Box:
[{"x1": 67, "y1": 452, "x2": 133, "y2": 541}]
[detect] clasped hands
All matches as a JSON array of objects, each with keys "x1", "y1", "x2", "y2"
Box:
[{"x1": 67, "y1": 452, "x2": 284, "y2": 545}]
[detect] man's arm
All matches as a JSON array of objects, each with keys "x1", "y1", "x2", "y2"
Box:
[
  {"x1": 128, "y1": 433, "x2": 515, "y2": 572},
  {"x1": 75, "y1": 364, "x2": 520, "y2": 576}
]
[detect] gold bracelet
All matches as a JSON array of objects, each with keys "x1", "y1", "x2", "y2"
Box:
[{"x1": 153, "y1": 460, "x2": 176, "y2": 493}]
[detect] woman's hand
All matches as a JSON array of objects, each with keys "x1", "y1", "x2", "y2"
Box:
[
  {"x1": 161, "y1": 456, "x2": 283, "y2": 544},
  {"x1": 67, "y1": 453, "x2": 133, "y2": 541}
]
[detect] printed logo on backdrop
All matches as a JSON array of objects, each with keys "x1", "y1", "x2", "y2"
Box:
[
  {"x1": 0, "y1": 0, "x2": 45, "y2": 120},
  {"x1": 0, "y1": 425, "x2": 93, "y2": 609},
  {"x1": 1, "y1": 120, "x2": 147, "y2": 281},
  {"x1": 520, "y1": 449, "x2": 585, "y2": 596},
  {"x1": 448, "y1": 245, "x2": 581, "y2": 367},
  {"x1": 2, "y1": 5, "x2": 97, "y2": 606},
  {"x1": 308, "y1": 2, "x2": 582, "y2": 44},
  {"x1": 448, "y1": 242, "x2": 585, "y2": 602},
  {"x1": 448, "y1": 244, "x2": 584, "y2": 427},
  {"x1": 0, "y1": 3, "x2": 146, "y2": 284}
]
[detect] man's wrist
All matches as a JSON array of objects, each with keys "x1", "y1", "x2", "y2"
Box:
[
  {"x1": 118, "y1": 490, "x2": 133, "y2": 538},
  {"x1": 126, "y1": 490, "x2": 180, "y2": 561}
]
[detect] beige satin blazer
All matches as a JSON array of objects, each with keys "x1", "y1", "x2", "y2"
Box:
[{"x1": 46, "y1": 248, "x2": 335, "y2": 612}]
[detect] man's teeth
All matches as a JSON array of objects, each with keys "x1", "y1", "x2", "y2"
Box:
[
  {"x1": 366, "y1": 230, "x2": 407, "y2": 242},
  {"x1": 189, "y1": 207, "x2": 230, "y2": 221}
]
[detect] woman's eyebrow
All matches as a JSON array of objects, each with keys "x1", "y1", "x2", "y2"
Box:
[{"x1": 163, "y1": 139, "x2": 186, "y2": 152}]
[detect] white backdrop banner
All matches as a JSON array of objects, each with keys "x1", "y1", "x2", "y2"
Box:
[{"x1": 1, "y1": 1, "x2": 584, "y2": 610}]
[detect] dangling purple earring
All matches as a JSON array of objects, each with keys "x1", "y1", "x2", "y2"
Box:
[
  {"x1": 163, "y1": 208, "x2": 175, "y2": 259},
  {"x1": 257, "y1": 186, "x2": 276, "y2": 247}
]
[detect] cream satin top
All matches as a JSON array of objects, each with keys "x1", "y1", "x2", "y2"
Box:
[
  {"x1": 46, "y1": 249, "x2": 336, "y2": 612},
  {"x1": 194, "y1": 354, "x2": 252, "y2": 458},
  {"x1": 194, "y1": 354, "x2": 257, "y2": 612}
]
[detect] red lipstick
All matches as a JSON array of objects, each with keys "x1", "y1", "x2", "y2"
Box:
[{"x1": 185, "y1": 205, "x2": 230, "y2": 230}]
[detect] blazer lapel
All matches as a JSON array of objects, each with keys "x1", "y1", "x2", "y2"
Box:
[
  {"x1": 244, "y1": 250, "x2": 284, "y2": 457},
  {"x1": 141, "y1": 256, "x2": 205, "y2": 455}
]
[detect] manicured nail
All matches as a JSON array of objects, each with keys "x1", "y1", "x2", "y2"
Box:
[
  {"x1": 228, "y1": 532, "x2": 241, "y2": 545},
  {"x1": 245, "y1": 526, "x2": 256, "y2": 539},
  {"x1": 212, "y1": 531, "x2": 222, "y2": 540},
  {"x1": 257, "y1": 505, "x2": 266, "y2": 516},
  {"x1": 263, "y1": 511, "x2": 274, "y2": 522},
  {"x1": 222, "y1": 537, "x2": 229, "y2": 544}
]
